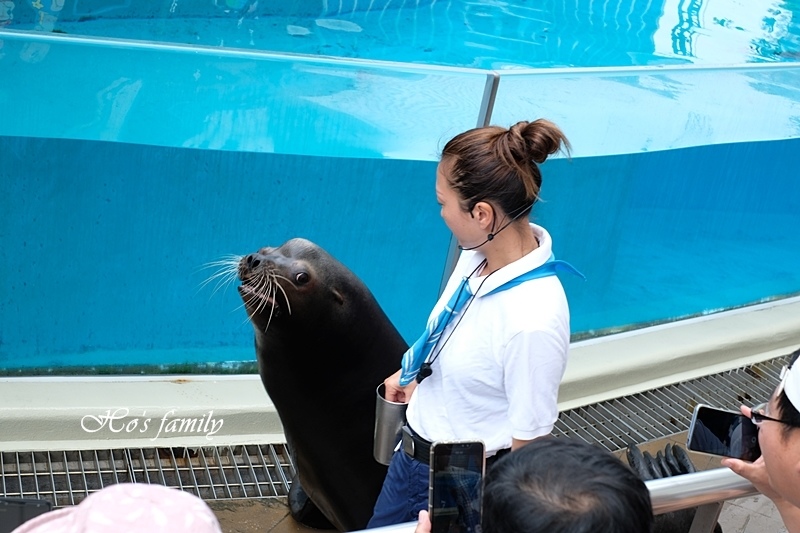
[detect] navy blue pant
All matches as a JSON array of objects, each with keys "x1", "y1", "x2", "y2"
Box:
[{"x1": 367, "y1": 450, "x2": 429, "y2": 528}]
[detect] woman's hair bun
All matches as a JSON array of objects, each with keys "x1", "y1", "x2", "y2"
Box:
[{"x1": 508, "y1": 119, "x2": 570, "y2": 164}]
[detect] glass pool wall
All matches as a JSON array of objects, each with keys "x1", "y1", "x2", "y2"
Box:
[
  {"x1": 492, "y1": 65, "x2": 800, "y2": 338},
  {"x1": 1, "y1": 30, "x2": 800, "y2": 373}
]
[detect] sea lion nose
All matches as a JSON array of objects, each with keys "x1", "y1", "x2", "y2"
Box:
[
  {"x1": 245, "y1": 253, "x2": 261, "y2": 269},
  {"x1": 243, "y1": 252, "x2": 277, "y2": 272}
]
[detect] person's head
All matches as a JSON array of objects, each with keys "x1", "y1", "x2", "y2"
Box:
[
  {"x1": 436, "y1": 119, "x2": 570, "y2": 250},
  {"x1": 754, "y1": 348, "x2": 800, "y2": 507},
  {"x1": 11, "y1": 483, "x2": 223, "y2": 533},
  {"x1": 482, "y1": 437, "x2": 653, "y2": 533}
]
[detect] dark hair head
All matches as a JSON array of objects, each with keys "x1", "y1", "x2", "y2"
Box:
[
  {"x1": 482, "y1": 437, "x2": 653, "y2": 533},
  {"x1": 776, "y1": 348, "x2": 800, "y2": 439},
  {"x1": 440, "y1": 119, "x2": 571, "y2": 219}
]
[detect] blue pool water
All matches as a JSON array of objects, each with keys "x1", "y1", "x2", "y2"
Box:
[
  {"x1": 0, "y1": 136, "x2": 447, "y2": 369},
  {"x1": 2, "y1": 0, "x2": 800, "y2": 371},
  {"x1": 5, "y1": 0, "x2": 800, "y2": 68}
]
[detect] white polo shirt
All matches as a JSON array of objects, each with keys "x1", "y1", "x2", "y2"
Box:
[{"x1": 406, "y1": 223, "x2": 571, "y2": 455}]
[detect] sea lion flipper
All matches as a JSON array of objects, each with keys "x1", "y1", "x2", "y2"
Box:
[{"x1": 289, "y1": 476, "x2": 337, "y2": 530}]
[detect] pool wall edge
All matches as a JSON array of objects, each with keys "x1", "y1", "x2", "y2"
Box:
[
  {"x1": 560, "y1": 295, "x2": 800, "y2": 410},
  {"x1": 0, "y1": 375, "x2": 284, "y2": 452}
]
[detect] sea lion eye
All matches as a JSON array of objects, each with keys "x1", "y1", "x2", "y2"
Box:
[{"x1": 295, "y1": 272, "x2": 310, "y2": 285}]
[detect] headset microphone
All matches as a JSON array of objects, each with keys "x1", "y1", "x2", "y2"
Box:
[
  {"x1": 457, "y1": 233, "x2": 494, "y2": 251},
  {"x1": 456, "y1": 201, "x2": 535, "y2": 251}
]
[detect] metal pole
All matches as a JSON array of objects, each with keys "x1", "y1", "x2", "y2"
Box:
[
  {"x1": 646, "y1": 468, "x2": 757, "y2": 515},
  {"x1": 438, "y1": 72, "x2": 501, "y2": 295}
]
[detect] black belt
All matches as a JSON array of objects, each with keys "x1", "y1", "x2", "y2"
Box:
[
  {"x1": 401, "y1": 426, "x2": 432, "y2": 464},
  {"x1": 400, "y1": 426, "x2": 510, "y2": 468},
  {"x1": 486, "y1": 448, "x2": 510, "y2": 469}
]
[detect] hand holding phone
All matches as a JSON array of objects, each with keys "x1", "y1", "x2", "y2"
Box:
[
  {"x1": 686, "y1": 404, "x2": 761, "y2": 461},
  {"x1": 428, "y1": 440, "x2": 485, "y2": 533}
]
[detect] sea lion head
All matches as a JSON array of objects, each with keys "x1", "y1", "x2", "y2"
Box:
[{"x1": 236, "y1": 238, "x2": 348, "y2": 334}]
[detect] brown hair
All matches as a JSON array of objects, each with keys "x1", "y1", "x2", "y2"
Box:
[{"x1": 441, "y1": 119, "x2": 571, "y2": 219}]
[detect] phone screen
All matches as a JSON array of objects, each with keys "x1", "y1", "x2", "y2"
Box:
[
  {"x1": 687, "y1": 405, "x2": 761, "y2": 461},
  {"x1": 429, "y1": 441, "x2": 485, "y2": 533},
  {"x1": 0, "y1": 498, "x2": 52, "y2": 533}
]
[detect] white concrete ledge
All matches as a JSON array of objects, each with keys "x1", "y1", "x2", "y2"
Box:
[
  {"x1": 1, "y1": 297, "x2": 799, "y2": 452},
  {"x1": 558, "y1": 295, "x2": 800, "y2": 410},
  {"x1": 0, "y1": 375, "x2": 282, "y2": 452}
]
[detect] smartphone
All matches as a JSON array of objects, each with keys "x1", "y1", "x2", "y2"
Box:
[
  {"x1": 686, "y1": 404, "x2": 761, "y2": 461},
  {"x1": 428, "y1": 440, "x2": 485, "y2": 533},
  {"x1": 0, "y1": 498, "x2": 52, "y2": 533}
]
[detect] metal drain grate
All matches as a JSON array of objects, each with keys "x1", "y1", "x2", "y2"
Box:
[
  {"x1": 553, "y1": 353, "x2": 790, "y2": 452},
  {"x1": 0, "y1": 444, "x2": 294, "y2": 507},
  {"x1": 0, "y1": 354, "x2": 791, "y2": 507}
]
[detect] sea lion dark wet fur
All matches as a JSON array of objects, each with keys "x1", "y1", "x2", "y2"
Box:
[{"x1": 236, "y1": 238, "x2": 407, "y2": 531}]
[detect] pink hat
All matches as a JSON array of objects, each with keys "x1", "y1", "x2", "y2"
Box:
[{"x1": 12, "y1": 483, "x2": 222, "y2": 533}]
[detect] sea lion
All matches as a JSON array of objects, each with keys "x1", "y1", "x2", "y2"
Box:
[{"x1": 234, "y1": 238, "x2": 408, "y2": 531}]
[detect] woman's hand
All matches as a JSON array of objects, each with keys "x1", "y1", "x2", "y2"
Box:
[{"x1": 384, "y1": 369, "x2": 417, "y2": 403}]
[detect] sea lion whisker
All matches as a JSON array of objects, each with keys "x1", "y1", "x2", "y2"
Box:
[
  {"x1": 242, "y1": 307, "x2": 259, "y2": 329},
  {"x1": 200, "y1": 254, "x2": 243, "y2": 269},
  {"x1": 248, "y1": 287, "x2": 268, "y2": 316},
  {"x1": 198, "y1": 260, "x2": 241, "y2": 291},
  {"x1": 196, "y1": 256, "x2": 243, "y2": 281},
  {"x1": 273, "y1": 277, "x2": 292, "y2": 316},
  {"x1": 263, "y1": 285, "x2": 277, "y2": 333},
  {"x1": 260, "y1": 272, "x2": 293, "y2": 315},
  {"x1": 253, "y1": 279, "x2": 277, "y2": 320},
  {"x1": 271, "y1": 272, "x2": 293, "y2": 285},
  {"x1": 237, "y1": 298, "x2": 258, "y2": 328},
  {"x1": 246, "y1": 296, "x2": 271, "y2": 330},
  {"x1": 206, "y1": 268, "x2": 242, "y2": 297},
  {"x1": 253, "y1": 275, "x2": 273, "y2": 310},
  {"x1": 255, "y1": 295, "x2": 273, "y2": 319},
  {"x1": 233, "y1": 300, "x2": 251, "y2": 315},
  {"x1": 197, "y1": 274, "x2": 237, "y2": 302},
  {"x1": 212, "y1": 270, "x2": 241, "y2": 296},
  {"x1": 198, "y1": 267, "x2": 233, "y2": 288},
  {"x1": 246, "y1": 271, "x2": 269, "y2": 290},
  {"x1": 245, "y1": 277, "x2": 277, "y2": 333},
  {"x1": 268, "y1": 275, "x2": 282, "y2": 320}
]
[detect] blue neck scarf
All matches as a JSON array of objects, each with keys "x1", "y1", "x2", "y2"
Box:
[{"x1": 398, "y1": 255, "x2": 584, "y2": 386}]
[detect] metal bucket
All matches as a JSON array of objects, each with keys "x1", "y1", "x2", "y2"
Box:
[{"x1": 373, "y1": 383, "x2": 408, "y2": 465}]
